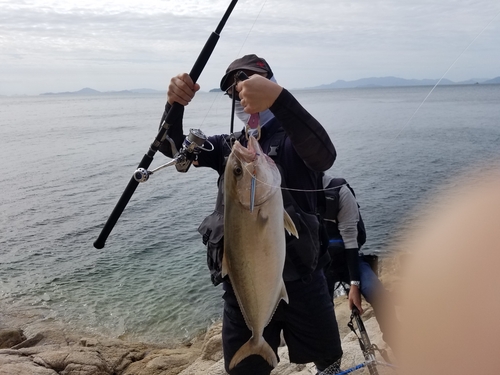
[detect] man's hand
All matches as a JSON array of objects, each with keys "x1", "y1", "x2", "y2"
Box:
[
  {"x1": 167, "y1": 73, "x2": 201, "y2": 106},
  {"x1": 237, "y1": 74, "x2": 282, "y2": 114},
  {"x1": 349, "y1": 285, "x2": 364, "y2": 314}
]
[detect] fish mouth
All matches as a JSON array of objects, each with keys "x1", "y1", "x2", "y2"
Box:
[
  {"x1": 228, "y1": 136, "x2": 280, "y2": 210},
  {"x1": 232, "y1": 136, "x2": 262, "y2": 163},
  {"x1": 246, "y1": 136, "x2": 262, "y2": 159}
]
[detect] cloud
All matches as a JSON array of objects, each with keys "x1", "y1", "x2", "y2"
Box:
[{"x1": 0, "y1": 0, "x2": 499, "y2": 95}]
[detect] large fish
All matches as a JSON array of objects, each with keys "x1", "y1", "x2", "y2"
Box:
[{"x1": 223, "y1": 135, "x2": 298, "y2": 370}]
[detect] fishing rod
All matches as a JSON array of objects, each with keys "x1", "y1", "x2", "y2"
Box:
[{"x1": 94, "y1": 0, "x2": 239, "y2": 250}]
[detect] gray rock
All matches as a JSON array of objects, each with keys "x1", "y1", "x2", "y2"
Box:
[
  {"x1": 0, "y1": 329, "x2": 26, "y2": 349},
  {"x1": 0, "y1": 257, "x2": 398, "y2": 374},
  {"x1": 12, "y1": 333, "x2": 44, "y2": 349}
]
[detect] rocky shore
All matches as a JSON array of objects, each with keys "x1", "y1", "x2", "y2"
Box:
[{"x1": 0, "y1": 259, "x2": 399, "y2": 375}]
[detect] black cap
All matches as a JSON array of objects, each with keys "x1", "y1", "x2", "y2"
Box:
[{"x1": 219, "y1": 54, "x2": 273, "y2": 91}]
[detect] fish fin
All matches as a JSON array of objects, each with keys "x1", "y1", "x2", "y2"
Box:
[
  {"x1": 229, "y1": 335, "x2": 278, "y2": 370},
  {"x1": 283, "y1": 210, "x2": 299, "y2": 238},
  {"x1": 221, "y1": 253, "x2": 228, "y2": 278},
  {"x1": 266, "y1": 283, "x2": 288, "y2": 327},
  {"x1": 280, "y1": 282, "x2": 289, "y2": 304}
]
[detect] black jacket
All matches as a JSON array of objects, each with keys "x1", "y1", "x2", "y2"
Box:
[{"x1": 160, "y1": 89, "x2": 337, "y2": 281}]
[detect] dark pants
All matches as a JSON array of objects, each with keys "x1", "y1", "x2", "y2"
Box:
[{"x1": 222, "y1": 269, "x2": 343, "y2": 375}]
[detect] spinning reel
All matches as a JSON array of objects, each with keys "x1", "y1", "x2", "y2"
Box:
[{"x1": 133, "y1": 128, "x2": 213, "y2": 182}]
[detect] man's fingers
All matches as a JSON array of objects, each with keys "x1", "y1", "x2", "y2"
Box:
[{"x1": 168, "y1": 74, "x2": 200, "y2": 106}]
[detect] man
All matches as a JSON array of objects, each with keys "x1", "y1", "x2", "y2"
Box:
[
  {"x1": 322, "y1": 175, "x2": 399, "y2": 349},
  {"x1": 160, "y1": 55, "x2": 343, "y2": 375}
]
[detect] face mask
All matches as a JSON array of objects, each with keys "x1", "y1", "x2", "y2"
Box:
[{"x1": 235, "y1": 102, "x2": 251, "y2": 125}]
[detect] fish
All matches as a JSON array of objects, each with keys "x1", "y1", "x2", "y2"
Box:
[{"x1": 223, "y1": 135, "x2": 298, "y2": 370}]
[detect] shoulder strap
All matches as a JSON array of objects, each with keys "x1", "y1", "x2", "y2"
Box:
[
  {"x1": 324, "y1": 177, "x2": 348, "y2": 192},
  {"x1": 344, "y1": 182, "x2": 357, "y2": 198},
  {"x1": 325, "y1": 177, "x2": 367, "y2": 247}
]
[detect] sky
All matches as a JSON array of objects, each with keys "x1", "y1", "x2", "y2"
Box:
[{"x1": 1, "y1": 0, "x2": 499, "y2": 96}]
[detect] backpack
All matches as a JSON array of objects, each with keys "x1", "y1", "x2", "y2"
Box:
[
  {"x1": 321, "y1": 178, "x2": 374, "y2": 288},
  {"x1": 322, "y1": 178, "x2": 367, "y2": 249}
]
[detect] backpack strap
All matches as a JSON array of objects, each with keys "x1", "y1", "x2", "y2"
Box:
[{"x1": 325, "y1": 177, "x2": 348, "y2": 190}]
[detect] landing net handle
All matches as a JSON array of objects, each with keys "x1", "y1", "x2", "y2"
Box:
[{"x1": 93, "y1": 0, "x2": 239, "y2": 250}]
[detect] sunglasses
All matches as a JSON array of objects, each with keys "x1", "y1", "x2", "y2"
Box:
[
  {"x1": 225, "y1": 84, "x2": 240, "y2": 101},
  {"x1": 224, "y1": 71, "x2": 266, "y2": 100}
]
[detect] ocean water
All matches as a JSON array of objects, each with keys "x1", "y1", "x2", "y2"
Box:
[{"x1": 1, "y1": 84, "x2": 499, "y2": 345}]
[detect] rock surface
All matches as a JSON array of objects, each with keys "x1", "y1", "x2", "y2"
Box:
[
  {"x1": 0, "y1": 303, "x2": 394, "y2": 375},
  {"x1": 0, "y1": 259, "x2": 399, "y2": 375}
]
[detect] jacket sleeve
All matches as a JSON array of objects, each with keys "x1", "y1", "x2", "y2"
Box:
[
  {"x1": 337, "y1": 185, "x2": 361, "y2": 281},
  {"x1": 158, "y1": 102, "x2": 186, "y2": 158},
  {"x1": 269, "y1": 89, "x2": 336, "y2": 171},
  {"x1": 337, "y1": 186, "x2": 359, "y2": 248},
  {"x1": 156, "y1": 102, "x2": 228, "y2": 174}
]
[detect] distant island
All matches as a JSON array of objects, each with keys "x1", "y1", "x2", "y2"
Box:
[
  {"x1": 40, "y1": 76, "x2": 500, "y2": 96},
  {"x1": 40, "y1": 87, "x2": 165, "y2": 96},
  {"x1": 307, "y1": 76, "x2": 500, "y2": 90}
]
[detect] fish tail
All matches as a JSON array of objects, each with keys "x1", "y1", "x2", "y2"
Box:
[{"x1": 229, "y1": 335, "x2": 278, "y2": 370}]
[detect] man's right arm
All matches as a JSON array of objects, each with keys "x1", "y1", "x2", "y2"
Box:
[
  {"x1": 158, "y1": 102, "x2": 186, "y2": 158},
  {"x1": 158, "y1": 73, "x2": 200, "y2": 158}
]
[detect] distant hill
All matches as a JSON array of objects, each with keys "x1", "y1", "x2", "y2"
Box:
[
  {"x1": 40, "y1": 88, "x2": 164, "y2": 96},
  {"x1": 308, "y1": 76, "x2": 494, "y2": 90},
  {"x1": 40, "y1": 87, "x2": 100, "y2": 96},
  {"x1": 483, "y1": 76, "x2": 500, "y2": 84},
  {"x1": 39, "y1": 77, "x2": 499, "y2": 96}
]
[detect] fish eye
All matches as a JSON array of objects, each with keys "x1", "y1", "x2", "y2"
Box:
[{"x1": 233, "y1": 166, "x2": 243, "y2": 176}]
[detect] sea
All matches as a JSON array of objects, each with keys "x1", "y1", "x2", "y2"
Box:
[{"x1": 1, "y1": 84, "x2": 499, "y2": 346}]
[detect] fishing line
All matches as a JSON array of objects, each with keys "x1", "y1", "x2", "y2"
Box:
[
  {"x1": 393, "y1": 9, "x2": 500, "y2": 140},
  {"x1": 203, "y1": 6, "x2": 500, "y2": 196},
  {"x1": 222, "y1": 136, "x2": 345, "y2": 194},
  {"x1": 233, "y1": 0, "x2": 268, "y2": 58},
  {"x1": 150, "y1": 1, "x2": 271, "y2": 187},
  {"x1": 275, "y1": 7, "x2": 500, "y2": 194},
  {"x1": 193, "y1": 0, "x2": 268, "y2": 130}
]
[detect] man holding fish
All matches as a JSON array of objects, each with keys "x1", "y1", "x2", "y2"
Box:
[{"x1": 161, "y1": 54, "x2": 342, "y2": 375}]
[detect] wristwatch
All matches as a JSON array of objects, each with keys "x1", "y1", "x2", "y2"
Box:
[{"x1": 350, "y1": 281, "x2": 361, "y2": 287}]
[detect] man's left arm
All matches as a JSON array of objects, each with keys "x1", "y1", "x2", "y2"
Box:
[
  {"x1": 236, "y1": 75, "x2": 336, "y2": 171},
  {"x1": 270, "y1": 89, "x2": 336, "y2": 171}
]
